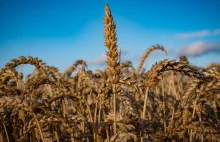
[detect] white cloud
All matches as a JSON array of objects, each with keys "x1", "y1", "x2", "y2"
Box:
[
  {"x1": 88, "y1": 54, "x2": 106, "y2": 66},
  {"x1": 214, "y1": 29, "x2": 220, "y2": 35},
  {"x1": 175, "y1": 29, "x2": 220, "y2": 38},
  {"x1": 88, "y1": 48, "x2": 128, "y2": 66},
  {"x1": 178, "y1": 41, "x2": 220, "y2": 57},
  {"x1": 120, "y1": 48, "x2": 129, "y2": 54}
]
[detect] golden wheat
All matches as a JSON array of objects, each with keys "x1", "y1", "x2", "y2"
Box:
[{"x1": 0, "y1": 4, "x2": 219, "y2": 142}]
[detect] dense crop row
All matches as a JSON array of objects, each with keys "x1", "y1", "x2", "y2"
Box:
[{"x1": 0, "y1": 4, "x2": 219, "y2": 142}]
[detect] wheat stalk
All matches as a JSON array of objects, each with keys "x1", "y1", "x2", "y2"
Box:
[
  {"x1": 137, "y1": 44, "x2": 168, "y2": 74},
  {"x1": 104, "y1": 4, "x2": 121, "y2": 135}
]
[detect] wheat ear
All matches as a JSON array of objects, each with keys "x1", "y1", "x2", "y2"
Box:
[
  {"x1": 137, "y1": 44, "x2": 168, "y2": 74},
  {"x1": 104, "y1": 4, "x2": 121, "y2": 135}
]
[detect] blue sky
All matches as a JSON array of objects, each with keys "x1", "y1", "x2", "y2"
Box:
[{"x1": 0, "y1": 0, "x2": 220, "y2": 75}]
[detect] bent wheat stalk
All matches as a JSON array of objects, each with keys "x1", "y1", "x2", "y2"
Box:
[
  {"x1": 145, "y1": 59, "x2": 209, "y2": 89},
  {"x1": 137, "y1": 44, "x2": 168, "y2": 74}
]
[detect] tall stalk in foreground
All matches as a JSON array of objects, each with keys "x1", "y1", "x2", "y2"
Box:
[{"x1": 104, "y1": 4, "x2": 121, "y2": 135}]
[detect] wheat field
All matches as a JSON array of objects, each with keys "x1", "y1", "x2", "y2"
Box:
[{"x1": 0, "y1": 4, "x2": 219, "y2": 142}]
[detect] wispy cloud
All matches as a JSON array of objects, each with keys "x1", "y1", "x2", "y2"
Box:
[
  {"x1": 214, "y1": 29, "x2": 220, "y2": 35},
  {"x1": 178, "y1": 41, "x2": 220, "y2": 57},
  {"x1": 88, "y1": 54, "x2": 106, "y2": 66},
  {"x1": 88, "y1": 48, "x2": 128, "y2": 66},
  {"x1": 119, "y1": 48, "x2": 129, "y2": 55},
  {"x1": 175, "y1": 29, "x2": 220, "y2": 38}
]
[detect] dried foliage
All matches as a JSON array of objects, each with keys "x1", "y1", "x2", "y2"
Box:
[{"x1": 0, "y1": 4, "x2": 219, "y2": 142}]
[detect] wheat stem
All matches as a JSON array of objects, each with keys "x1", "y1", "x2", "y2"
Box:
[
  {"x1": 3, "y1": 123, "x2": 9, "y2": 142},
  {"x1": 35, "y1": 118, "x2": 45, "y2": 142},
  {"x1": 141, "y1": 87, "x2": 149, "y2": 141}
]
